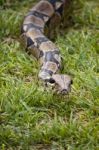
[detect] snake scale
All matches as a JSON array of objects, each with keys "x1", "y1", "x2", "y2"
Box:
[{"x1": 21, "y1": 0, "x2": 73, "y2": 95}]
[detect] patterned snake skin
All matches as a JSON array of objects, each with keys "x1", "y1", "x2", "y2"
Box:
[{"x1": 21, "y1": 0, "x2": 73, "y2": 95}]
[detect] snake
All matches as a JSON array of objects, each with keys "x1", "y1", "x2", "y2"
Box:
[{"x1": 21, "y1": 0, "x2": 73, "y2": 95}]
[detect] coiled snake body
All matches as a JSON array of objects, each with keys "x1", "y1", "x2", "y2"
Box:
[{"x1": 21, "y1": 0, "x2": 72, "y2": 95}]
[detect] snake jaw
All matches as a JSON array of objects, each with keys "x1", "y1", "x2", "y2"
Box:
[{"x1": 52, "y1": 74, "x2": 72, "y2": 95}]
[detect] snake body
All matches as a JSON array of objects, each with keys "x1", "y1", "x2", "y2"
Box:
[{"x1": 21, "y1": 0, "x2": 72, "y2": 94}]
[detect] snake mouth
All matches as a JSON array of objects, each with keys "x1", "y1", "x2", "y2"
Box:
[
  {"x1": 56, "y1": 86, "x2": 71, "y2": 95},
  {"x1": 60, "y1": 89, "x2": 68, "y2": 95}
]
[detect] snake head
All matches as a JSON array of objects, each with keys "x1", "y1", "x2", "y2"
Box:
[
  {"x1": 51, "y1": 74, "x2": 73, "y2": 95},
  {"x1": 39, "y1": 71, "x2": 72, "y2": 95}
]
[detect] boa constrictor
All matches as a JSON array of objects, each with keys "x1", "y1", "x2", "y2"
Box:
[{"x1": 21, "y1": 0, "x2": 73, "y2": 95}]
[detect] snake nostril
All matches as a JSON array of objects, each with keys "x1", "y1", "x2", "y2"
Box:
[{"x1": 61, "y1": 89, "x2": 68, "y2": 95}]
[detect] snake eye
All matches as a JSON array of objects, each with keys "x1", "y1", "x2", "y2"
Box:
[
  {"x1": 45, "y1": 78, "x2": 55, "y2": 88},
  {"x1": 71, "y1": 80, "x2": 73, "y2": 84},
  {"x1": 45, "y1": 78, "x2": 55, "y2": 85},
  {"x1": 48, "y1": 78, "x2": 55, "y2": 84}
]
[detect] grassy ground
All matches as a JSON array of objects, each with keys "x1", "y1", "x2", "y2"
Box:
[{"x1": 0, "y1": 0, "x2": 99, "y2": 149}]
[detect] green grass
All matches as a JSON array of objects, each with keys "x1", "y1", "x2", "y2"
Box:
[{"x1": 0, "y1": 0, "x2": 99, "y2": 149}]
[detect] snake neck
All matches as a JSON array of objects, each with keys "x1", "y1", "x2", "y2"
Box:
[{"x1": 38, "y1": 50, "x2": 61, "y2": 81}]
